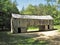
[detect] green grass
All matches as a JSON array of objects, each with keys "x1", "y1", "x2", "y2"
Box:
[
  {"x1": 0, "y1": 25, "x2": 60, "y2": 45},
  {"x1": 54, "y1": 25, "x2": 60, "y2": 29},
  {"x1": 0, "y1": 31, "x2": 50, "y2": 45},
  {"x1": 54, "y1": 25, "x2": 60, "y2": 31},
  {"x1": 27, "y1": 26, "x2": 39, "y2": 31}
]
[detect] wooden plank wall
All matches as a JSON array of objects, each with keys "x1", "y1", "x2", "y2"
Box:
[{"x1": 19, "y1": 19, "x2": 53, "y2": 27}]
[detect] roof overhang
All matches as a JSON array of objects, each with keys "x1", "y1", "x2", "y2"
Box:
[{"x1": 12, "y1": 14, "x2": 53, "y2": 20}]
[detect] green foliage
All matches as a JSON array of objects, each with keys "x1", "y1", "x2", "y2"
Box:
[
  {"x1": 20, "y1": 0, "x2": 60, "y2": 25},
  {"x1": 20, "y1": 3, "x2": 57, "y2": 15},
  {"x1": 20, "y1": 4, "x2": 37, "y2": 15},
  {"x1": 0, "y1": 0, "x2": 19, "y2": 29},
  {"x1": 0, "y1": 0, "x2": 19, "y2": 13}
]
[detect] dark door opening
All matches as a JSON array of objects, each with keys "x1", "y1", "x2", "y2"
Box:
[
  {"x1": 18, "y1": 28, "x2": 21, "y2": 33},
  {"x1": 48, "y1": 25, "x2": 49, "y2": 29}
]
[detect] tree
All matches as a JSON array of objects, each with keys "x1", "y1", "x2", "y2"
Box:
[
  {"x1": 20, "y1": 7, "x2": 25, "y2": 14},
  {"x1": 20, "y1": 3, "x2": 59, "y2": 25},
  {"x1": 0, "y1": 0, "x2": 19, "y2": 30},
  {"x1": 20, "y1": 4, "x2": 37, "y2": 15}
]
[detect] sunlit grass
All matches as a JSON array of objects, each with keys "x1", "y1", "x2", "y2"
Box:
[
  {"x1": 54, "y1": 25, "x2": 60, "y2": 31},
  {"x1": 54, "y1": 25, "x2": 60, "y2": 29},
  {"x1": 27, "y1": 26, "x2": 39, "y2": 31}
]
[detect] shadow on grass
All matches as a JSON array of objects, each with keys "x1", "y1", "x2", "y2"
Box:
[
  {"x1": 0, "y1": 31, "x2": 42, "y2": 45},
  {"x1": 0, "y1": 31, "x2": 60, "y2": 45},
  {"x1": 32, "y1": 39, "x2": 50, "y2": 45},
  {"x1": 32, "y1": 35, "x2": 60, "y2": 45}
]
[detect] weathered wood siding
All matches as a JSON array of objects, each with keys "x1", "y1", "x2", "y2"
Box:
[{"x1": 11, "y1": 18, "x2": 53, "y2": 33}]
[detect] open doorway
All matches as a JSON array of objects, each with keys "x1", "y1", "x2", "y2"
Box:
[
  {"x1": 18, "y1": 28, "x2": 21, "y2": 33},
  {"x1": 48, "y1": 25, "x2": 50, "y2": 29}
]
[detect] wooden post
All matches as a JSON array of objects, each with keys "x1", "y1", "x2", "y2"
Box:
[
  {"x1": 49, "y1": 25, "x2": 53, "y2": 29},
  {"x1": 11, "y1": 18, "x2": 13, "y2": 33},
  {"x1": 45, "y1": 25, "x2": 48, "y2": 30}
]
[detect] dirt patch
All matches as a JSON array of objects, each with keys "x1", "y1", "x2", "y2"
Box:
[
  {"x1": 12, "y1": 30, "x2": 60, "y2": 45},
  {"x1": 13, "y1": 30, "x2": 59, "y2": 39}
]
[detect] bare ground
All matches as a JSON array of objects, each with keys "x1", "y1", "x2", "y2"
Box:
[{"x1": 13, "y1": 30, "x2": 59, "y2": 38}]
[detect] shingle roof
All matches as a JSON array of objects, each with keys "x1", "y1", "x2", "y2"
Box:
[{"x1": 12, "y1": 14, "x2": 53, "y2": 20}]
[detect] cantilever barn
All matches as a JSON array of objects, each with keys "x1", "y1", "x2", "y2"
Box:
[{"x1": 11, "y1": 14, "x2": 53, "y2": 33}]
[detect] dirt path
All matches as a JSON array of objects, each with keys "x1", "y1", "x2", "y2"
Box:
[
  {"x1": 13, "y1": 30, "x2": 60, "y2": 45},
  {"x1": 13, "y1": 30, "x2": 59, "y2": 39},
  {"x1": 33, "y1": 30, "x2": 59, "y2": 39}
]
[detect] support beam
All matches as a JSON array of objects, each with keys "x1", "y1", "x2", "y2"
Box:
[
  {"x1": 49, "y1": 25, "x2": 53, "y2": 29},
  {"x1": 11, "y1": 18, "x2": 13, "y2": 33},
  {"x1": 45, "y1": 25, "x2": 48, "y2": 30}
]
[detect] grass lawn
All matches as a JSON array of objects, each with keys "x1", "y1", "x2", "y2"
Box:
[
  {"x1": 27, "y1": 26, "x2": 39, "y2": 31},
  {"x1": 0, "y1": 31, "x2": 49, "y2": 45},
  {"x1": 0, "y1": 25, "x2": 60, "y2": 45},
  {"x1": 54, "y1": 25, "x2": 60, "y2": 31},
  {"x1": 54, "y1": 25, "x2": 60, "y2": 29}
]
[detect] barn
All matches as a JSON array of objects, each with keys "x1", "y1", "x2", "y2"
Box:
[{"x1": 11, "y1": 14, "x2": 53, "y2": 33}]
